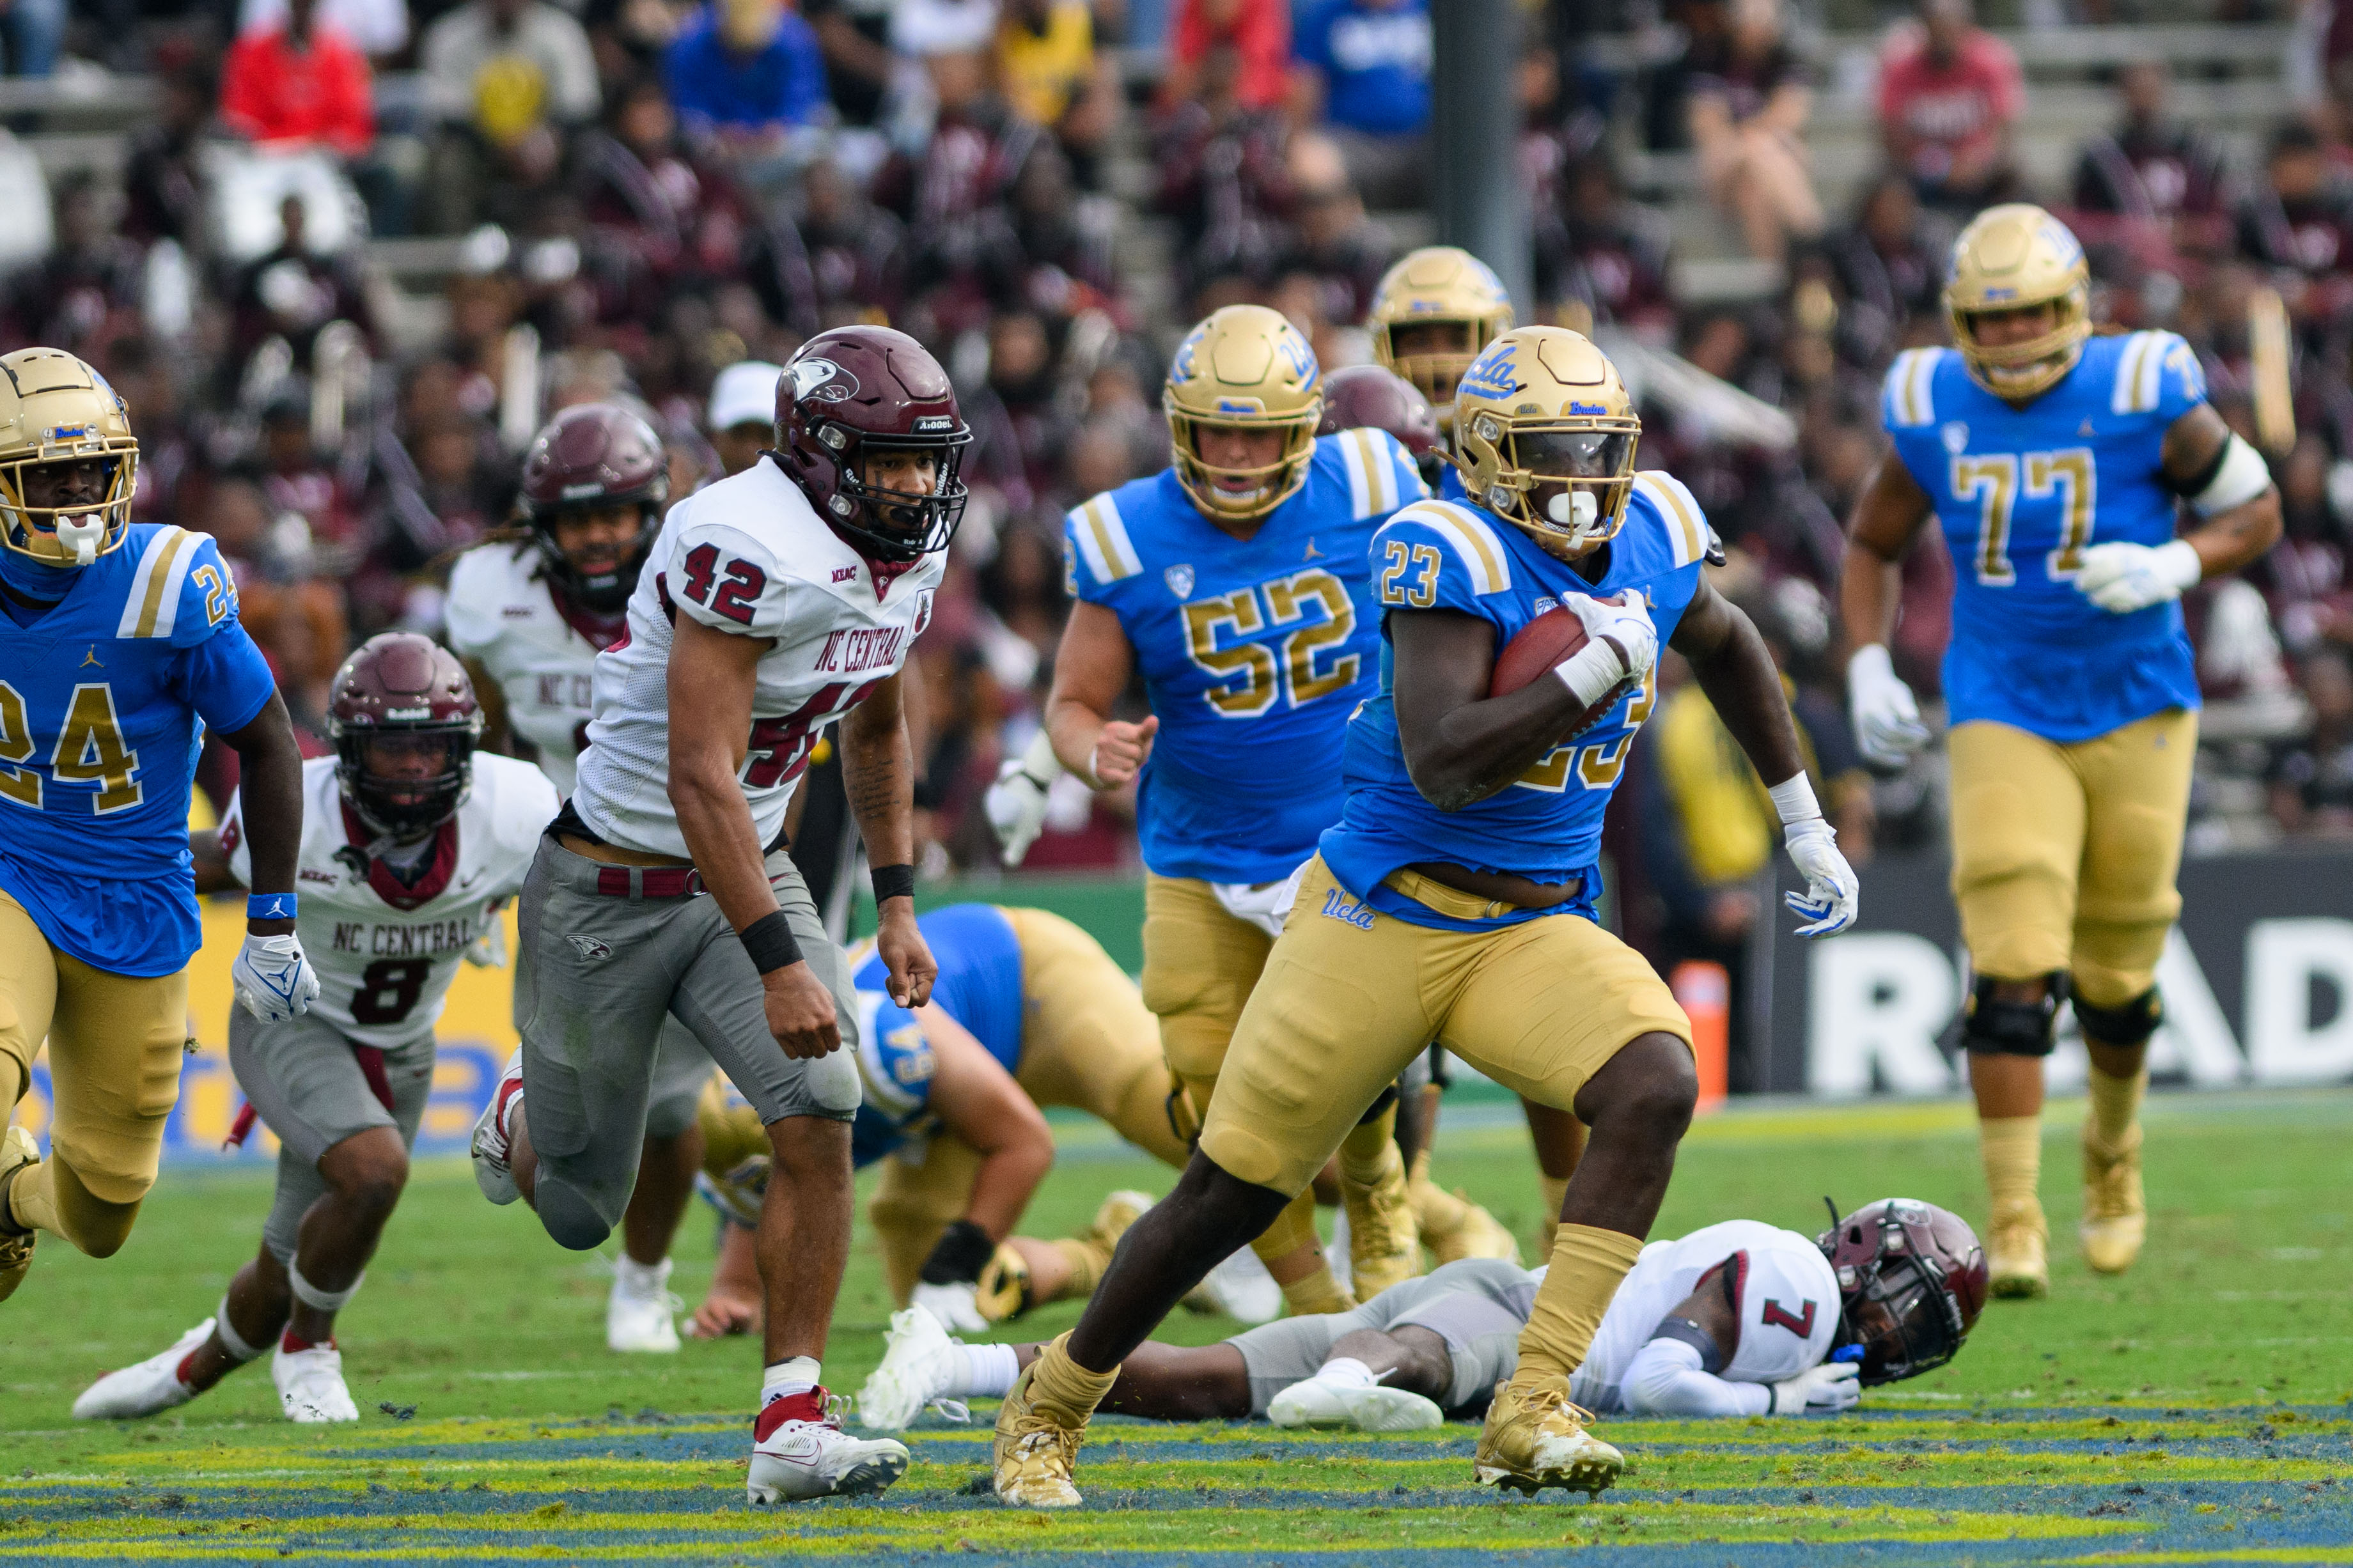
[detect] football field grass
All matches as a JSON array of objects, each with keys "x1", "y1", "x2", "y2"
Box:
[{"x1": 0, "y1": 1087, "x2": 2346, "y2": 1565}]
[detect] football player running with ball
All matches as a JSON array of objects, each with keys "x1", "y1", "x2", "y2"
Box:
[
  {"x1": 74, "y1": 636, "x2": 558, "y2": 1424},
  {"x1": 469, "y1": 325, "x2": 959, "y2": 1503},
  {"x1": 0, "y1": 348, "x2": 312, "y2": 1308},
  {"x1": 446, "y1": 403, "x2": 715, "y2": 1355},
  {"x1": 990, "y1": 325, "x2": 1861, "y2": 1507},
  {"x1": 1841, "y1": 206, "x2": 2281, "y2": 1298}
]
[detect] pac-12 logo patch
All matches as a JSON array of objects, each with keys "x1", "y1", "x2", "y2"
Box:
[
  {"x1": 790, "y1": 357, "x2": 857, "y2": 403},
  {"x1": 1940, "y1": 422, "x2": 1969, "y2": 454},
  {"x1": 1164, "y1": 564, "x2": 1195, "y2": 599},
  {"x1": 567, "y1": 934, "x2": 613, "y2": 961}
]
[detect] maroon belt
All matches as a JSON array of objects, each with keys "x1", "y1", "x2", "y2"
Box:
[{"x1": 594, "y1": 864, "x2": 705, "y2": 898}]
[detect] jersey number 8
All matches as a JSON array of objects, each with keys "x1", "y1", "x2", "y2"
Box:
[{"x1": 1181, "y1": 568, "x2": 1359, "y2": 718}]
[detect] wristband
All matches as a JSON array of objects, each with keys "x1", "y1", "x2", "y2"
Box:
[
  {"x1": 919, "y1": 1218, "x2": 997, "y2": 1285},
  {"x1": 739, "y1": 910, "x2": 803, "y2": 974},
  {"x1": 871, "y1": 863, "x2": 916, "y2": 904},
  {"x1": 1017, "y1": 728, "x2": 1060, "y2": 786},
  {"x1": 1767, "y1": 772, "x2": 1822, "y2": 827},
  {"x1": 247, "y1": 892, "x2": 298, "y2": 921},
  {"x1": 1553, "y1": 641, "x2": 1627, "y2": 708}
]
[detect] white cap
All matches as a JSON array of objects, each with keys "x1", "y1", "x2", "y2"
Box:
[
  {"x1": 891, "y1": 0, "x2": 999, "y2": 56},
  {"x1": 707, "y1": 361, "x2": 785, "y2": 433}
]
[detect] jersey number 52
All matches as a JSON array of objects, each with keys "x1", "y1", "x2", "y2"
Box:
[{"x1": 1182, "y1": 568, "x2": 1359, "y2": 717}]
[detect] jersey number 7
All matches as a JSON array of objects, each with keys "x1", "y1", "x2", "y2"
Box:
[{"x1": 1950, "y1": 448, "x2": 2096, "y2": 587}]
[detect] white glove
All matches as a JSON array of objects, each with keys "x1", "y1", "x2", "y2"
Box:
[
  {"x1": 1846, "y1": 643, "x2": 1928, "y2": 770},
  {"x1": 1770, "y1": 1361, "x2": 1861, "y2": 1415},
  {"x1": 1783, "y1": 817, "x2": 1860, "y2": 938},
  {"x1": 232, "y1": 931, "x2": 320, "y2": 1023},
  {"x1": 465, "y1": 917, "x2": 508, "y2": 969},
  {"x1": 911, "y1": 1279, "x2": 990, "y2": 1335},
  {"x1": 1556, "y1": 592, "x2": 1659, "y2": 707},
  {"x1": 2075, "y1": 539, "x2": 2201, "y2": 614}
]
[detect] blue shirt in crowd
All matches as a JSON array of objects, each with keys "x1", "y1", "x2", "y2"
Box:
[
  {"x1": 663, "y1": 5, "x2": 829, "y2": 134},
  {"x1": 1293, "y1": 0, "x2": 1432, "y2": 137}
]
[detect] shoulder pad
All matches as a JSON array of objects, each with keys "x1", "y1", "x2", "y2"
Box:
[
  {"x1": 116, "y1": 525, "x2": 208, "y2": 640},
  {"x1": 2111, "y1": 329, "x2": 2202, "y2": 415},
  {"x1": 1629, "y1": 471, "x2": 1712, "y2": 570},
  {"x1": 1066, "y1": 490, "x2": 1144, "y2": 587},
  {"x1": 1382, "y1": 499, "x2": 1512, "y2": 596},
  {"x1": 1882, "y1": 347, "x2": 1945, "y2": 430}
]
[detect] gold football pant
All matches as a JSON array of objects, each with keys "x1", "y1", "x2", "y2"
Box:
[
  {"x1": 1947, "y1": 710, "x2": 2196, "y2": 1008},
  {"x1": 870, "y1": 907, "x2": 1189, "y2": 1303},
  {"x1": 0, "y1": 892, "x2": 188, "y2": 1257}
]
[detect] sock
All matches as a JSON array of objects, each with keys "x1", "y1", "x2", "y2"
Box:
[
  {"x1": 1979, "y1": 1115, "x2": 2042, "y2": 1216},
  {"x1": 1536, "y1": 1174, "x2": 1570, "y2": 1254},
  {"x1": 1279, "y1": 1266, "x2": 1356, "y2": 1317},
  {"x1": 281, "y1": 1330, "x2": 332, "y2": 1354},
  {"x1": 1024, "y1": 1333, "x2": 1119, "y2": 1432},
  {"x1": 1046, "y1": 1236, "x2": 1109, "y2": 1303},
  {"x1": 1338, "y1": 1104, "x2": 1397, "y2": 1180},
  {"x1": 1248, "y1": 1189, "x2": 1319, "y2": 1266},
  {"x1": 762, "y1": 1355, "x2": 821, "y2": 1406},
  {"x1": 1513, "y1": 1223, "x2": 1644, "y2": 1387},
  {"x1": 616, "y1": 1254, "x2": 673, "y2": 1294},
  {"x1": 2084, "y1": 1064, "x2": 2146, "y2": 1151},
  {"x1": 950, "y1": 1341, "x2": 1020, "y2": 1399},
  {"x1": 1409, "y1": 1146, "x2": 1473, "y2": 1241},
  {"x1": 1306, "y1": 1356, "x2": 1377, "y2": 1391}
]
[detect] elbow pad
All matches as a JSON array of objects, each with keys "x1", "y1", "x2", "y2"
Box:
[{"x1": 2190, "y1": 433, "x2": 2273, "y2": 517}]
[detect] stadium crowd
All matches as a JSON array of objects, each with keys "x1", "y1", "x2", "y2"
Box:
[{"x1": 3, "y1": 0, "x2": 2339, "y2": 951}]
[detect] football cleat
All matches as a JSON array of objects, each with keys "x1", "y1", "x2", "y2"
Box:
[
  {"x1": 748, "y1": 1388, "x2": 909, "y2": 1502},
  {"x1": 2079, "y1": 1123, "x2": 2146, "y2": 1276},
  {"x1": 1474, "y1": 1377, "x2": 1622, "y2": 1496},
  {"x1": 471, "y1": 1049, "x2": 525, "y2": 1205},
  {"x1": 1418, "y1": 1184, "x2": 1520, "y2": 1266},
  {"x1": 1269, "y1": 1377, "x2": 1442, "y2": 1432},
  {"x1": 607, "y1": 1257, "x2": 682, "y2": 1353},
  {"x1": 0, "y1": 1126, "x2": 36, "y2": 1304},
  {"x1": 1197, "y1": 1242, "x2": 1283, "y2": 1324},
  {"x1": 1343, "y1": 1145, "x2": 1420, "y2": 1301},
  {"x1": 1987, "y1": 1197, "x2": 2050, "y2": 1300},
  {"x1": 858, "y1": 1304, "x2": 964, "y2": 1432},
  {"x1": 74, "y1": 1319, "x2": 214, "y2": 1420},
  {"x1": 273, "y1": 1341, "x2": 359, "y2": 1424},
  {"x1": 992, "y1": 1362, "x2": 1084, "y2": 1509}
]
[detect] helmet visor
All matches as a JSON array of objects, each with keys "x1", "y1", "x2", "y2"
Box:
[{"x1": 1513, "y1": 428, "x2": 1636, "y2": 482}]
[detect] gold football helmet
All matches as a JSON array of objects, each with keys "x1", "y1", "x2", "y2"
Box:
[
  {"x1": 1367, "y1": 246, "x2": 1517, "y2": 426},
  {"x1": 1164, "y1": 304, "x2": 1324, "y2": 524},
  {"x1": 1944, "y1": 204, "x2": 2091, "y2": 402},
  {"x1": 0, "y1": 348, "x2": 138, "y2": 568},
  {"x1": 1451, "y1": 325, "x2": 1639, "y2": 560}
]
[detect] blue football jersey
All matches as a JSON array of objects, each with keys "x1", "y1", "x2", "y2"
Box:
[
  {"x1": 1320, "y1": 473, "x2": 1714, "y2": 933},
  {"x1": 1883, "y1": 331, "x2": 2204, "y2": 743},
  {"x1": 1064, "y1": 429, "x2": 1429, "y2": 883},
  {"x1": 847, "y1": 903, "x2": 1027, "y2": 1167},
  {"x1": 0, "y1": 524, "x2": 276, "y2": 975}
]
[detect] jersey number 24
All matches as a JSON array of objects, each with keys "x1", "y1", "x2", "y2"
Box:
[{"x1": 0, "y1": 682, "x2": 143, "y2": 814}]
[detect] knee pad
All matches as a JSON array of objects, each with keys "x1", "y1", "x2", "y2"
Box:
[
  {"x1": 1962, "y1": 973, "x2": 2065, "y2": 1057},
  {"x1": 2073, "y1": 986, "x2": 2162, "y2": 1049},
  {"x1": 535, "y1": 1177, "x2": 616, "y2": 1252},
  {"x1": 288, "y1": 1263, "x2": 364, "y2": 1314}
]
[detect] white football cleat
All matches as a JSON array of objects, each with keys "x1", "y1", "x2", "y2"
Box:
[
  {"x1": 74, "y1": 1319, "x2": 214, "y2": 1420},
  {"x1": 1201, "y1": 1243, "x2": 1283, "y2": 1325},
  {"x1": 748, "y1": 1388, "x2": 909, "y2": 1502},
  {"x1": 471, "y1": 1049, "x2": 525, "y2": 1205},
  {"x1": 273, "y1": 1341, "x2": 359, "y2": 1424},
  {"x1": 1269, "y1": 1377, "x2": 1443, "y2": 1432},
  {"x1": 858, "y1": 1304, "x2": 962, "y2": 1432},
  {"x1": 607, "y1": 1257, "x2": 682, "y2": 1354}
]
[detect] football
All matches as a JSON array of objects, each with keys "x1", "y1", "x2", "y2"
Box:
[{"x1": 1487, "y1": 605, "x2": 1589, "y2": 698}]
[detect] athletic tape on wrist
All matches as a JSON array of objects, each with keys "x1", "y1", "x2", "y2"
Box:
[
  {"x1": 214, "y1": 1296, "x2": 268, "y2": 1363},
  {"x1": 1767, "y1": 773, "x2": 1822, "y2": 826},
  {"x1": 1554, "y1": 641, "x2": 1626, "y2": 708},
  {"x1": 287, "y1": 1264, "x2": 364, "y2": 1314},
  {"x1": 739, "y1": 910, "x2": 802, "y2": 974}
]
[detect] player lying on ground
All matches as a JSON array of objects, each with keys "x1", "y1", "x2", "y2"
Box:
[
  {"x1": 685, "y1": 902, "x2": 1296, "y2": 1335},
  {"x1": 863, "y1": 1202, "x2": 1983, "y2": 1432},
  {"x1": 0, "y1": 347, "x2": 313, "y2": 1312},
  {"x1": 447, "y1": 402, "x2": 716, "y2": 1355},
  {"x1": 75, "y1": 637, "x2": 556, "y2": 1424},
  {"x1": 1841, "y1": 204, "x2": 2281, "y2": 1298},
  {"x1": 990, "y1": 325, "x2": 1862, "y2": 1509},
  {"x1": 469, "y1": 326, "x2": 965, "y2": 1503}
]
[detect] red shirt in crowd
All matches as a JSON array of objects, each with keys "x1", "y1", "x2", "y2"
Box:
[
  {"x1": 1168, "y1": 0, "x2": 1290, "y2": 113},
  {"x1": 1876, "y1": 25, "x2": 2021, "y2": 187},
  {"x1": 220, "y1": 24, "x2": 375, "y2": 155}
]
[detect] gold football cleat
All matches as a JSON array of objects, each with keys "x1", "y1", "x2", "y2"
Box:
[
  {"x1": 1345, "y1": 1144, "x2": 1420, "y2": 1300},
  {"x1": 992, "y1": 1362, "x2": 1085, "y2": 1509},
  {"x1": 1987, "y1": 1196, "x2": 2049, "y2": 1300},
  {"x1": 2079, "y1": 1124, "x2": 2146, "y2": 1275},
  {"x1": 1474, "y1": 1377, "x2": 1622, "y2": 1496},
  {"x1": 1416, "y1": 1181, "x2": 1520, "y2": 1266},
  {"x1": 0, "y1": 1126, "x2": 38, "y2": 1304}
]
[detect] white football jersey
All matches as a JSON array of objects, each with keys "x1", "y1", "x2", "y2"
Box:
[
  {"x1": 221, "y1": 754, "x2": 559, "y2": 1048},
  {"x1": 1572, "y1": 1220, "x2": 1842, "y2": 1412},
  {"x1": 570, "y1": 455, "x2": 941, "y2": 859},
  {"x1": 444, "y1": 541, "x2": 624, "y2": 797}
]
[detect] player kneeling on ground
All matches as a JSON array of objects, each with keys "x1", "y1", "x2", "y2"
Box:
[
  {"x1": 687, "y1": 903, "x2": 1283, "y2": 1338},
  {"x1": 865, "y1": 1200, "x2": 1981, "y2": 1431},
  {"x1": 76, "y1": 636, "x2": 556, "y2": 1424},
  {"x1": 989, "y1": 325, "x2": 1861, "y2": 1509}
]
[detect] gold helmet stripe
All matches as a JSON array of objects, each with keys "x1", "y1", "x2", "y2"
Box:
[
  {"x1": 119, "y1": 525, "x2": 194, "y2": 640},
  {"x1": 1386, "y1": 499, "x2": 1510, "y2": 596},
  {"x1": 1631, "y1": 472, "x2": 1705, "y2": 567},
  {"x1": 1069, "y1": 492, "x2": 1142, "y2": 584}
]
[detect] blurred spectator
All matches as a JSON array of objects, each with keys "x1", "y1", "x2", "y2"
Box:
[
  {"x1": 577, "y1": 74, "x2": 763, "y2": 319},
  {"x1": 111, "y1": 338, "x2": 198, "y2": 525},
  {"x1": 1816, "y1": 173, "x2": 1950, "y2": 370},
  {"x1": 2271, "y1": 648, "x2": 2353, "y2": 837},
  {"x1": 2235, "y1": 122, "x2": 2353, "y2": 320},
  {"x1": 1684, "y1": 0, "x2": 1819, "y2": 264},
  {"x1": 199, "y1": 469, "x2": 349, "y2": 724},
  {"x1": 872, "y1": 26, "x2": 1035, "y2": 329},
  {"x1": 1154, "y1": 41, "x2": 1293, "y2": 297},
  {"x1": 787, "y1": 155, "x2": 907, "y2": 323},
  {"x1": 220, "y1": 0, "x2": 375, "y2": 155},
  {"x1": 1164, "y1": 0, "x2": 1287, "y2": 114},
  {"x1": 123, "y1": 63, "x2": 214, "y2": 249},
  {"x1": 707, "y1": 358, "x2": 783, "y2": 474},
  {"x1": 240, "y1": 0, "x2": 410, "y2": 61},
  {"x1": 5, "y1": 175, "x2": 142, "y2": 355},
  {"x1": 1538, "y1": 154, "x2": 1675, "y2": 341},
  {"x1": 663, "y1": 0, "x2": 830, "y2": 144},
  {"x1": 800, "y1": 0, "x2": 896, "y2": 130},
  {"x1": 1289, "y1": 0, "x2": 1429, "y2": 208},
  {"x1": 229, "y1": 196, "x2": 375, "y2": 379},
  {"x1": 999, "y1": 0, "x2": 1120, "y2": 183},
  {"x1": 421, "y1": 0, "x2": 601, "y2": 231},
  {"x1": 1877, "y1": 0, "x2": 2023, "y2": 213},
  {"x1": 2070, "y1": 58, "x2": 2233, "y2": 260},
  {"x1": 1278, "y1": 136, "x2": 1391, "y2": 327}
]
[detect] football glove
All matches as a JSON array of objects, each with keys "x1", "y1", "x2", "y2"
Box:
[
  {"x1": 909, "y1": 1280, "x2": 990, "y2": 1335},
  {"x1": 1783, "y1": 817, "x2": 1860, "y2": 938},
  {"x1": 2075, "y1": 539, "x2": 2201, "y2": 615},
  {"x1": 984, "y1": 765, "x2": 1052, "y2": 867},
  {"x1": 1558, "y1": 592, "x2": 1659, "y2": 706},
  {"x1": 232, "y1": 932, "x2": 320, "y2": 1023},
  {"x1": 465, "y1": 917, "x2": 508, "y2": 969},
  {"x1": 1847, "y1": 643, "x2": 1928, "y2": 770},
  {"x1": 1769, "y1": 1362, "x2": 1861, "y2": 1415}
]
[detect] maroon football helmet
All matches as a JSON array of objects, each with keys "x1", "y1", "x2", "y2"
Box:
[
  {"x1": 777, "y1": 325, "x2": 971, "y2": 563},
  {"x1": 516, "y1": 403, "x2": 669, "y2": 612},
  {"x1": 326, "y1": 632, "x2": 483, "y2": 839},
  {"x1": 1318, "y1": 363, "x2": 1441, "y2": 483},
  {"x1": 1818, "y1": 1199, "x2": 1988, "y2": 1386}
]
